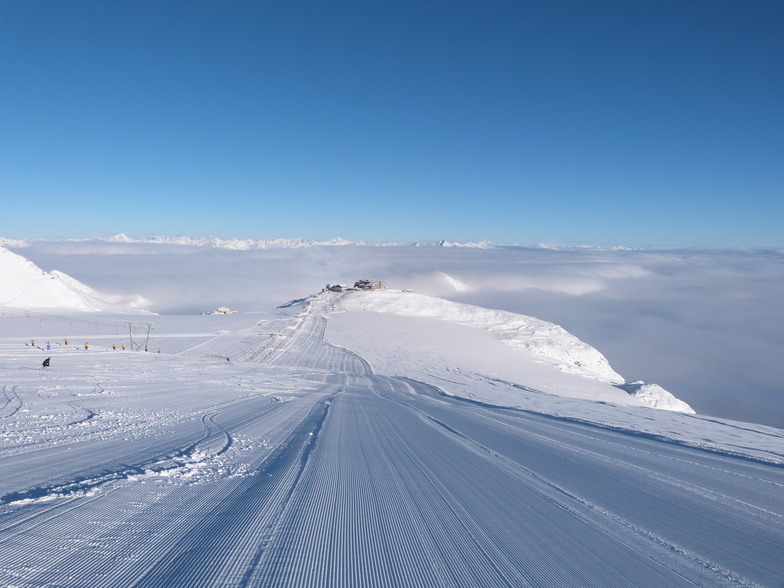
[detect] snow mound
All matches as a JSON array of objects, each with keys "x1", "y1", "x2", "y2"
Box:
[
  {"x1": 335, "y1": 290, "x2": 624, "y2": 384},
  {"x1": 621, "y1": 381, "x2": 696, "y2": 413},
  {"x1": 0, "y1": 246, "x2": 150, "y2": 313}
]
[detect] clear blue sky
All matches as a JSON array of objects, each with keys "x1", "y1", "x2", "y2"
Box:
[{"x1": 1, "y1": 0, "x2": 782, "y2": 246}]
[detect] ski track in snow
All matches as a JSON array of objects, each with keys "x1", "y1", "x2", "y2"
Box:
[{"x1": 0, "y1": 292, "x2": 782, "y2": 586}]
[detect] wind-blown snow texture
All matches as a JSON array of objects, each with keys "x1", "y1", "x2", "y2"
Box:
[{"x1": 1, "y1": 288, "x2": 782, "y2": 586}]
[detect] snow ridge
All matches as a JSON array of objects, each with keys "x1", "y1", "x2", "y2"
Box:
[
  {"x1": 336, "y1": 289, "x2": 625, "y2": 383},
  {"x1": 0, "y1": 246, "x2": 149, "y2": 313},
  {"x1": 104, "y1": 235, "x2": 497, "y2": 249},
  {"x1": 3, "y1": 234, "x2": 497, "y2": 250},
  {"x1": 332, "y1": 289, "x2": 694, "y2": 413}
]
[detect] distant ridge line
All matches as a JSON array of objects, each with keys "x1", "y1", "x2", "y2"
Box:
[{"x1": 2, "y1": 235, "x2": 498, "y2": 250}]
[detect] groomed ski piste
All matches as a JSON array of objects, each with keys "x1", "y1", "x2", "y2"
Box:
[{"x1": 1, "y1": 289, "x2": 783, "y2": 587}]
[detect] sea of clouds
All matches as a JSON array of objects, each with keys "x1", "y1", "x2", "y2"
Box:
[{"x1": 9, "y1": 239, "x2": 784, "y2": 429}]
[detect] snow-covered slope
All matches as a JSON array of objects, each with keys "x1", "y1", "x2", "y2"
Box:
[
  {"x1": 0, "y1": 292, "x2": 780, "y2": 587},
  {"x1": 0, "y1": 246, "x2": 149, "y2": 313},
  {"x1": 328, "y1": 289, "x2": 693, "y2": 413}
]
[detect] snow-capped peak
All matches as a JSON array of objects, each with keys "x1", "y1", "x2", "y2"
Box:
[{"x1": 106, "y1": 233, "x2": 135, "y2": 243}]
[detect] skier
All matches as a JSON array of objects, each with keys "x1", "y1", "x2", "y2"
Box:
[
  {"x1": 42, "y1": 357, "x2": 50, "y2": 369},
  {"x1": 84, "y1": 342, "x2": 89, "y2": 351},
  {"x1": 46, "y1": 342, "x2": 51, "y2": 351},
  {"x1": 64, "y1": 338, "x2": 68, "y2": 346},
  {"x1": 112, "y1": 343, "x2": 117, "y2": 350}
]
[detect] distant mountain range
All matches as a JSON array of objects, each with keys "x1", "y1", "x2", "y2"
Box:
[
  {"x1": 0, "y1": 234, "x2": 496, "y2": 250},
  {"x1": 0, "y1": 234, "x2": 651, "y2": 251}
]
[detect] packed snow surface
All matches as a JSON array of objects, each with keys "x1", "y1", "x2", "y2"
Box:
[{"x1": 0, "y1": 290, "x2": 782, "y2": 586}]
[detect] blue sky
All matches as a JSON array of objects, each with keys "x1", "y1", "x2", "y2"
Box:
[{"x1": 1, "y1": 0, "x2": 782, "y2": 246}]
